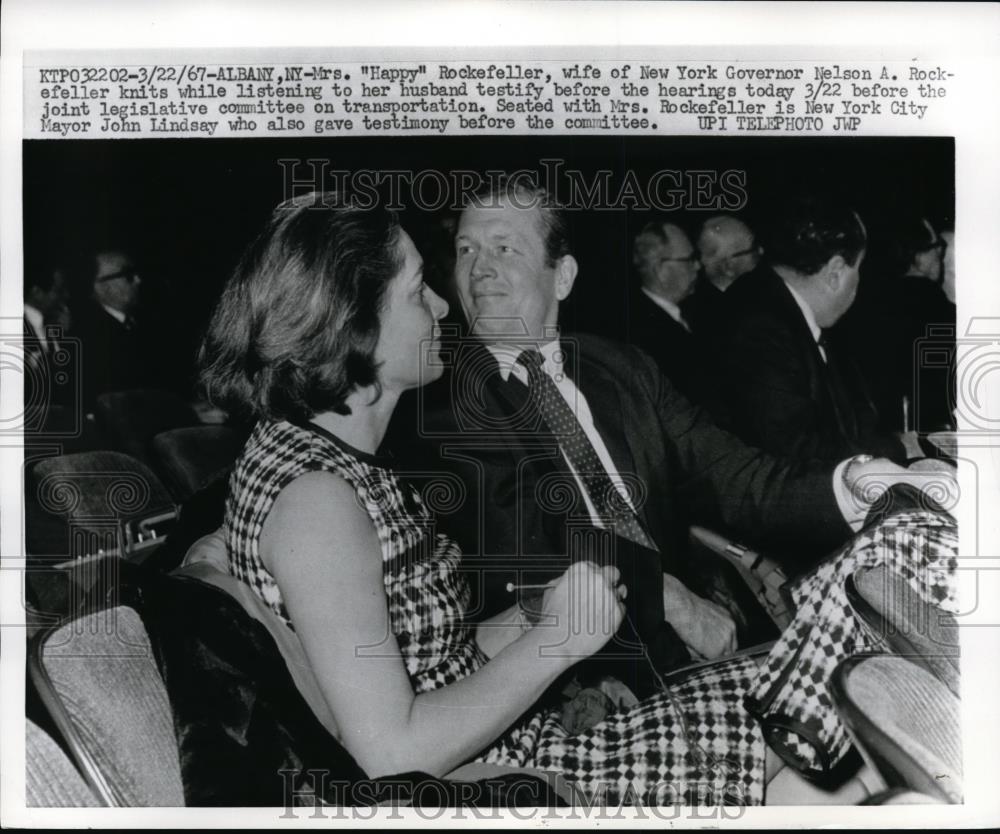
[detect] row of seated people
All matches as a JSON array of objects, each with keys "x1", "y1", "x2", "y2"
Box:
[
  {"x1": 23, "y1": 245, "x2": 207, "y2": 437},
  {"x1": 22, "y1": 183, "x2": 959, "y2": 808},
  {"x1": 622, "y1": 203, "x2": 956, "y2": 468}
]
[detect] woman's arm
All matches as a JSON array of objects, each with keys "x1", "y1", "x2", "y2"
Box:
[
  {"x1": 475, "y1": 604, "x2": 526, "y2": 658},
  {"x1": 263, "y1": 472, "x2": 622, "y2": 779}
]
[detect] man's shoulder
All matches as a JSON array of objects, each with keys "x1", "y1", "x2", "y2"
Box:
[
  {"x1": 566, "y1": 332, "x2": 667, "y2": 398},
  {"x1": 724, "y1": 266, "x2": 803, "y2": 336},
  {"x1": 566, "y1": 331, "x2": 650, "y2": 368},
  {"x1": 74, "y1": 301, "x2": 121, "y2": 333}
]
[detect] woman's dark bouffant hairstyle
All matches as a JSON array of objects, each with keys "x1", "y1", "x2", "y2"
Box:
[{"x1": 199, "y1": 191, "x2": 402, "y2": 423}]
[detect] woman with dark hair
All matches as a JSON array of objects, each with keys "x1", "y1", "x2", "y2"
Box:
[{"x1": 200, "y1": 192, "x2": 955, "y2": 806}]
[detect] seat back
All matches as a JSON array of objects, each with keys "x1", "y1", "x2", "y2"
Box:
[
  {"x1": 831, "y1": 654, "x2": 962, "y2": 803},
  {"x1": 95, "y1": 389, "x2": 198, "y2": 468},
  {"x1": 151, "y1": 425, "x2": 243, "y2": 502},
  {"x1": 847, "y1": 565, "x2": 960, "y2": 697},
  {"x1": 27, "y1": 450, "x2": 177, "y2": 561},
  {"x1": 26, "y1": 719, "x2": 101, "y2": 807},
  {"x1": 28, "y1": 606, "x2": 185, "y2": 806}
]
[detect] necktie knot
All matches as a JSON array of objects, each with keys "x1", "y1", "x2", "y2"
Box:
[{"x1": 515, "y1": 348, "x2": 545, "y2": 374}]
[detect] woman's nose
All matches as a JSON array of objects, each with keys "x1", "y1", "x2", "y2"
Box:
[{"x1": 431, "y1": 288, "x2": 449, "y2": 320}]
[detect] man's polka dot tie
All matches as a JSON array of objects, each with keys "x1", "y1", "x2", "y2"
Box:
[{"x1": 515, "y1": 348, "x2": 657, "y2": 552}]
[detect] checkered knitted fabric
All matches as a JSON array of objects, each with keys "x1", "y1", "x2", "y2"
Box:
[
  {"x1": 225, "y1": 419, "x2": 486, "y2": 692},
  {"x1": 746, "y1": 509, "x2": 958, "y2": 777},
  {"x1": 477, "y1": 654, "x2": 766, "y2": 805},
  {"x1": 227, "y1": 419, "x2": 767, "y2": 805}
]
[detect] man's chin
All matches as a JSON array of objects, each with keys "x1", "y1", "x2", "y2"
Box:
[{"x1": 467, "y1": 315, "x2": 534, "y2": 341}]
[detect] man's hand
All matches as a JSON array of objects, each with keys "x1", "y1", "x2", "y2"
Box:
[{"x1": 662, "y1": 573, "x2": 738, "y2": 660}]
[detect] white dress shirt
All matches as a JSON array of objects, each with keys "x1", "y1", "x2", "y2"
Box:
[
  {"x1": 23, "y1": 304, "x2": 47, "y2": 347},
  {"x1": 640, "y1": 287, "x2": 691, "y2": 333},
  {"x1": 782, "y1": 280, "x2": 826, "y2": 362},
  {"x1": 101, "y1": 304, "x2": 128, "y2": 326}
]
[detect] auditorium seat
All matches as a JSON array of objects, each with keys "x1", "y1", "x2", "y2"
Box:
[
  {"x1": 94, "y1": 389, "x2": 199, "y2": 469},
  {"x1": 831, "y1": 654, "x2": 962, "y2": 803},
  {"x1": 26, "y1": 719, "x2": 101, "y2": 807},
  {"x1": 28, "y1": 606, "x2": 185, "y2": 806},
  {"x1": 152, "y1": 425, "x2": 243, "y2": 503}
]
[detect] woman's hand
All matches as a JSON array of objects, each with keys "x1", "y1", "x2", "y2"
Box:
[{"x1": 538, "y1": 561, "x2": 626, "y2": 661}]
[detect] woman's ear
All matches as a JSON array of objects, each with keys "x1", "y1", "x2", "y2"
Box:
[{"x1": 554, "y1": 255, "x2": 579, "y2": 302}]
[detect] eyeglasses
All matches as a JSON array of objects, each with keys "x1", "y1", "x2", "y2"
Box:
[
  {"x1": 95, "y1": 268, "x2": 140, "y2": 284},
  {"x1": 725, "y1": 246, "x2": 759, "y2": 260}
]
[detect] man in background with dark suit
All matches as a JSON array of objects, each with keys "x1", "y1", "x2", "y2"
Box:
[
  {"x1": 712, "y1": 199, "x2": 909, "y2": 464},
  {"x1": 23, "y1": 259, "x2": 74, "y2": 428},
  {"x1": 73, "y1": 248, "x2": 154, "y2": 410},
  {"x1": 692, "y1": 214, "x2": 761, "y2": 332},
  {"x1": 625, "y1": 220, "x2": 701, "y2": 400},
  {"x1": 23, "y1": 261, "x2": 70, "y2": 378}
]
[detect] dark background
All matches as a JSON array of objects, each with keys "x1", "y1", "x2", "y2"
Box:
[{"x1": 23, "y1": 136, "x2": 954, "y2": 394}]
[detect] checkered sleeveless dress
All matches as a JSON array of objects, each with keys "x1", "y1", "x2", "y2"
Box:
[{"x1": 225, "y1": 419, "x2": 767, "y2": 805}]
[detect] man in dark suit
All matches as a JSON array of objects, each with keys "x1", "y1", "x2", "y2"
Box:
[
  {"x1": 73, "y1": 248, "x2": 158, "y2": 410},
  {"x1": 712, "y1": 199, "x2": 908, "y2": 464},
  {"x1": 23, "y1": 260, "x2": 74, "y2": 428},
  {"x1": 625, "y1": 221, "x2": 701, "y2": 400},
  {"x1": 691, "y1": 214, "x2": 761, "y2": 332},
  {"x1": 391, "y1": 180, "x2": 940, "y2": 686}
]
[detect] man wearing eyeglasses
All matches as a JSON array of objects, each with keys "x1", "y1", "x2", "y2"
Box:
[
  {"x1": 74, "y1": 248, "x2": 149, "y2": 409},
  {"x1": 625, "y1": 221, "x2": 703, "y2": 400},
  {"x1": 694, "y1": 215, "x2": 760, "y2": 312}
]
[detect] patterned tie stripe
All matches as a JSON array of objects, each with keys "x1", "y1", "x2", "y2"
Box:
[{"x1": 515, "y1": 349, "x2": 657, "y2": 552}]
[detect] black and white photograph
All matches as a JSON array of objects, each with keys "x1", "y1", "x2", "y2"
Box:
[{"x1": 3, "y1": 1, "x2": 999, "y2": 828}]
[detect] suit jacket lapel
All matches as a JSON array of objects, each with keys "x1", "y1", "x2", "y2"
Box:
[
  {"x1": 567, "y1": 339, "x2": 649, "y2": 527},
  {"x1": 458, "y1": 340, "x2": 565, "y2": 469},
  {"x1": 769, "y1": 272, "x2": 855, "y2": 441}
]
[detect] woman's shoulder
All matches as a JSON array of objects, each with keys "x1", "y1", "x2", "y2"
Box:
[
  {"x1": 266, "y1": 469, "x2": 369, "y2": 537},
  {"x1": 239, "y1": 419, "x2": 371, "y2": 482}
]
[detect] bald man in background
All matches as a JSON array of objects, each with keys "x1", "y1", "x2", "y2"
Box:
[
  {"x1": 625, "y1": 220, "x2": 702, "y2": 400},
  {"x1": 692, "y1": 215, "x2": 761, "y2": 332}
]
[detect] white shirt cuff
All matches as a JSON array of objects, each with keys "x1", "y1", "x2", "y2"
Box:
[{"x1": 833, "y1": 458, "x2": 868, "y2": 532}]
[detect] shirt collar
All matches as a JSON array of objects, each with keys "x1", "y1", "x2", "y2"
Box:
[
  {"x1": 782, "y1": 280, "x2": 823, "y2": 344},
  {"x1": 640, "y1": 286, "x2": 690, "y2": 331},
  {"x1": 486, "y1": 339, "x2": 565, "y2": 383},
  {"x1": 23, "y1": 304, "x2": 44, "y2": 336},
  {"x1": 101, "y1": 304, "x2": 128, "y2": 325}
]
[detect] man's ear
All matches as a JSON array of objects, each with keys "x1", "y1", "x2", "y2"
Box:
[
  {"x1": 554, "y1": 254, "x2": 579, "y2": 301},
  {"x1": 823, "y1": 253, "x2": 848, "y2": 291}
]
